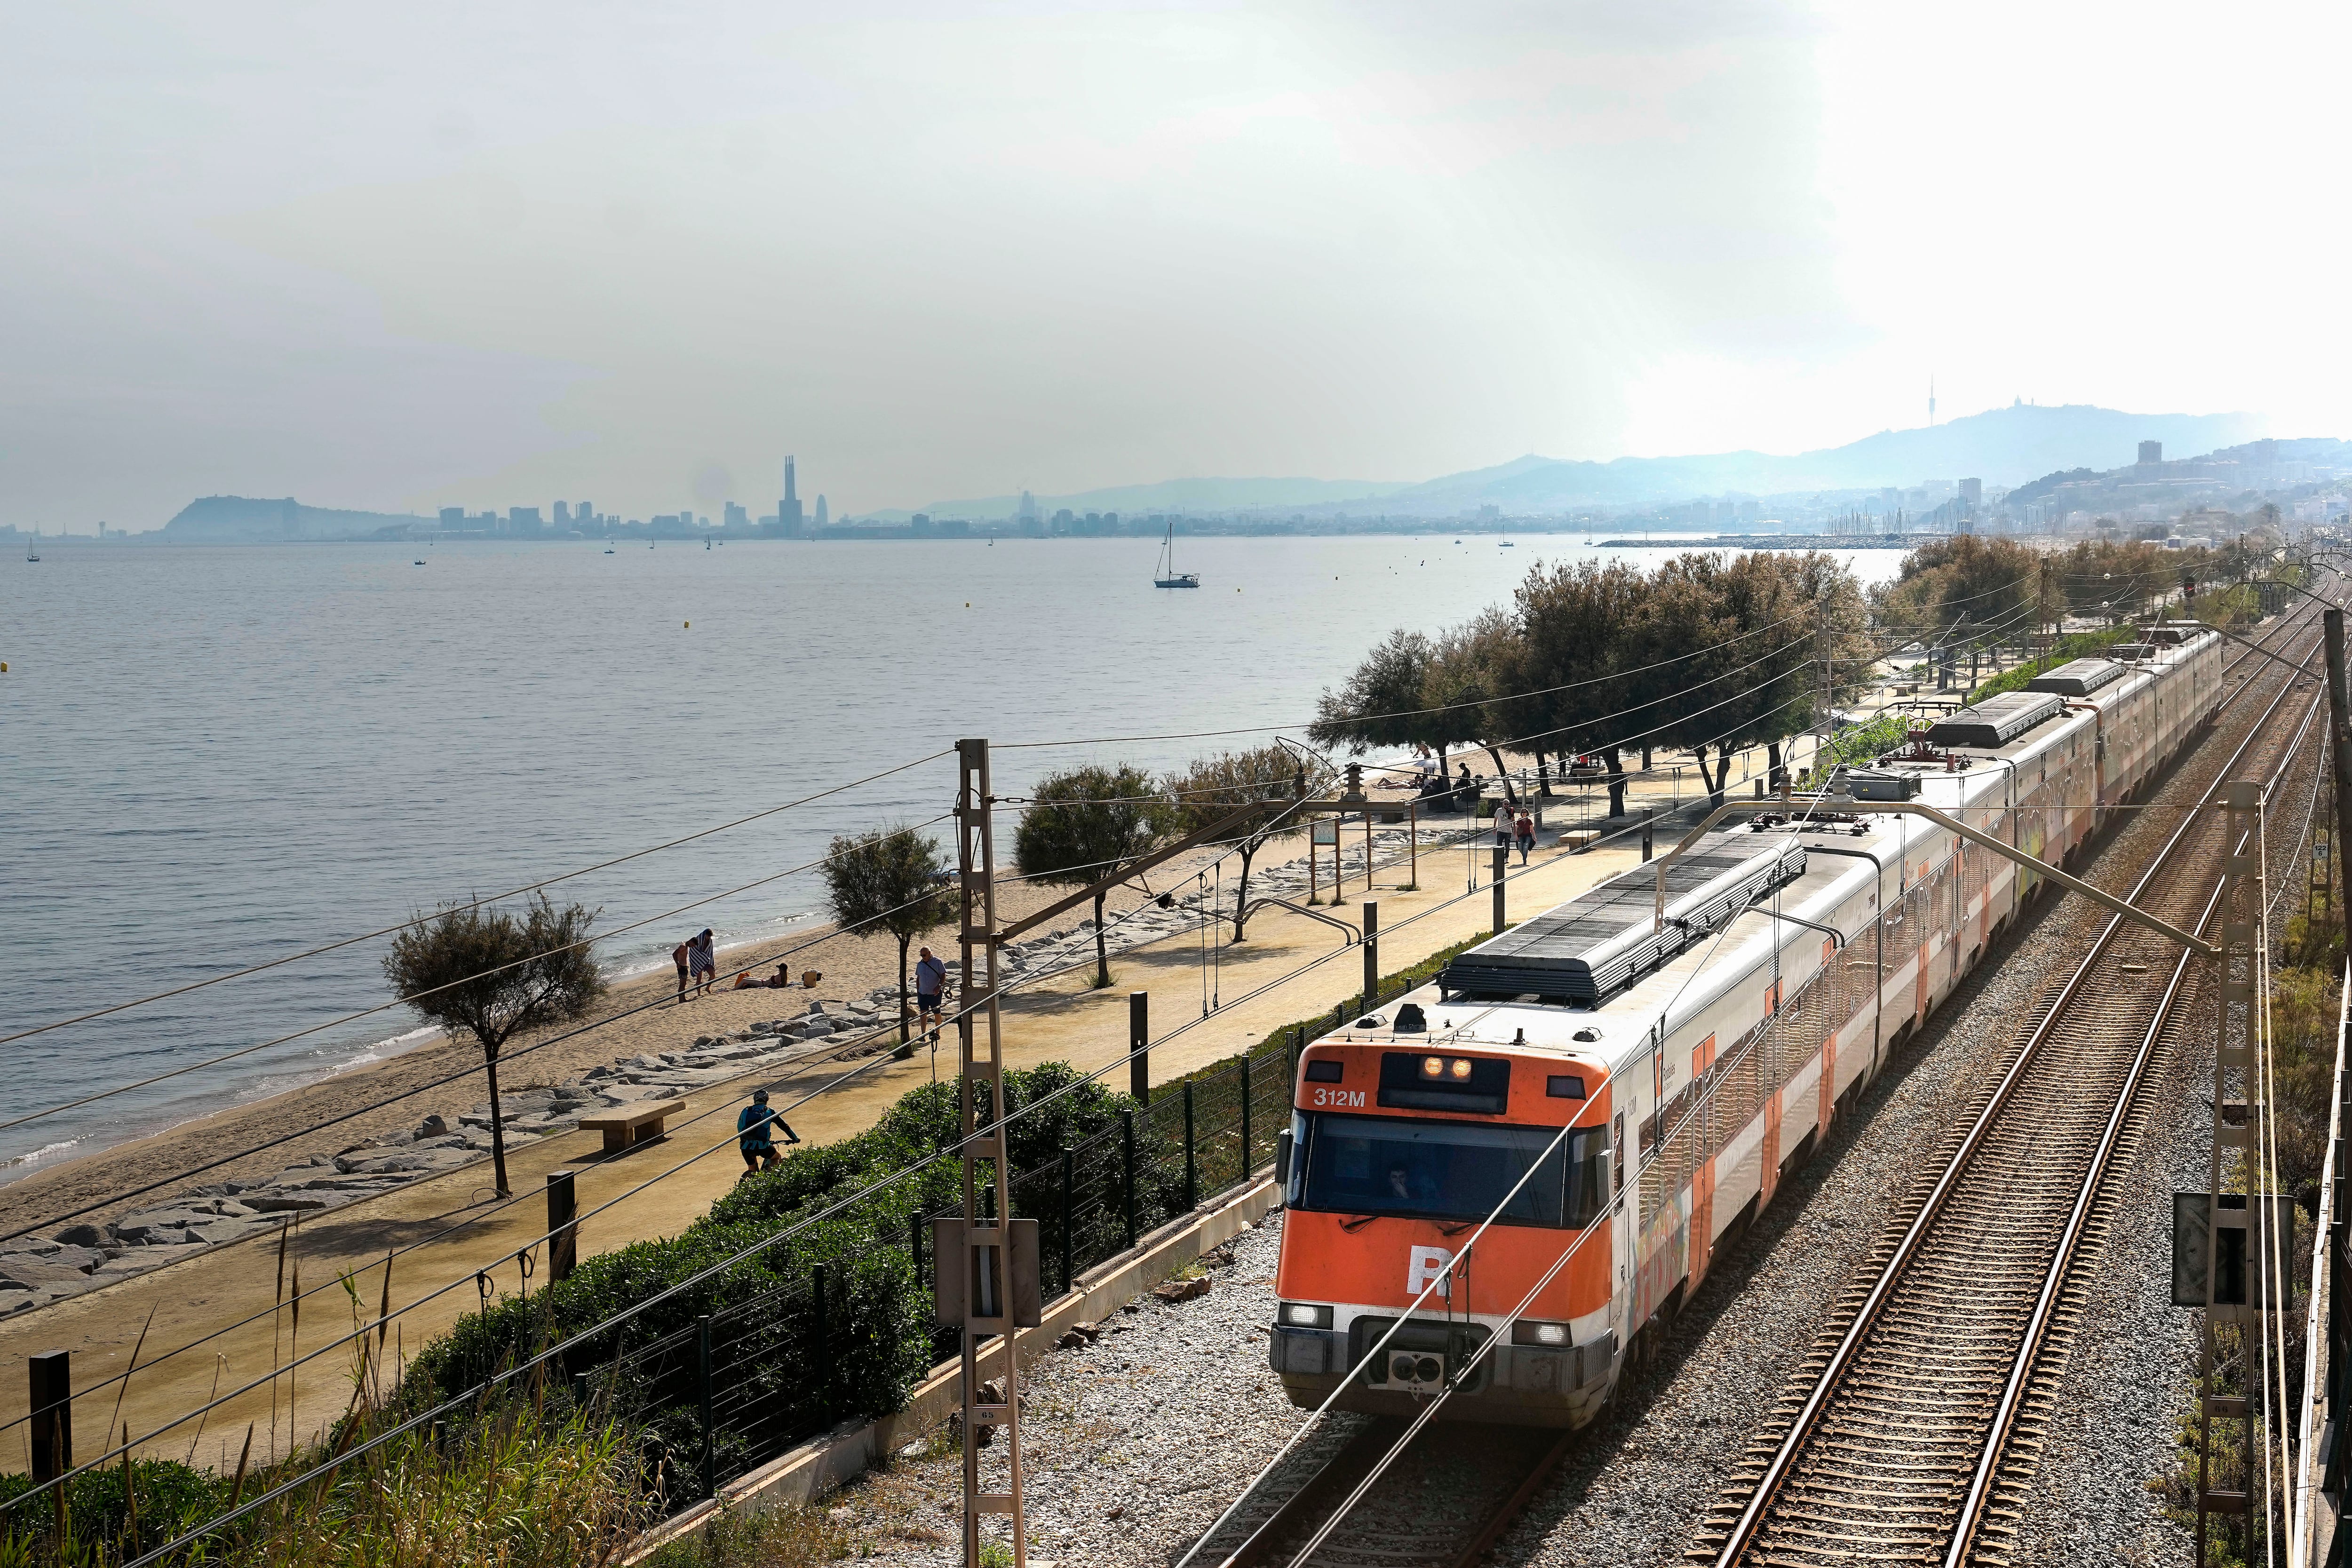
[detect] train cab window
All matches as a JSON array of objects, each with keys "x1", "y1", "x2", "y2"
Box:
[
  {"x1": 1293, "y1": 1113, "x2": 1610, "y2": 1229},
  {"x1": 1546, "y1": 1075, "x2": 1586, "y2": 1099},
  {"x1": 1304, "y1": 1060, "x2": 1344, "y2": 1084}
]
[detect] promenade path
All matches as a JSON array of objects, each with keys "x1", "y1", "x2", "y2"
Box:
[{"x1": 0, "y1": 758, "x2": 1808, "y2": 1475}]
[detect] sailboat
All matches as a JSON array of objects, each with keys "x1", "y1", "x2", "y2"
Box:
[
  {"x1": 603, "y1": 539, "x2": 614, "y2": 554},
  {"x1": 1153, "y1": 519, "x2": 1200, "y2": 589},
  {"x1": 24, "y1": 533, "x2": 39, "y2": 563}
]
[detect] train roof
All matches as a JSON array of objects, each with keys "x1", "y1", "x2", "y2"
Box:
[
  {"x1": 1434, "y1": 826, "x2": 1805, "y2": 1007},
  {"x1": 2026, "y1": 658, "x2": 2123, "y2": 696},
  {"x1": 1331, "y1": 815, "x2": 1900, "y2": 1079},
  {"x1": 1923, "y1": 691, "x2": 2063, "y2": 748}
]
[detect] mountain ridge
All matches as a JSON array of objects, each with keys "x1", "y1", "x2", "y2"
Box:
[{"x1": 890, "y1": 403, "x2": 2266, "y2": 519}]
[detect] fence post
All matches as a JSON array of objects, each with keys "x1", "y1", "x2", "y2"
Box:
[
  {"x1": 1121, "y1": 1111, "x2": 1137, "y2": 1250},
  {"x1": 546, "y1": 1171, "x2": 578, "y2": 1283},
  {"x1": 695, "y1": 1315, "x2": 715, "y2": 1499},
  {"x1": 910, "y1": 1209, "x2": 925, "y2": 1289},
  {"x1": 1183, "y1": 1082, "x2": 1198, "y2": 1213},
  {"x1": 1643, "y1": 810, "x2": 1654, "y2": 862},
  {"x1": 28, "y1": 1350, "x2": 69, "y2": 1514},
  {"x1": 810, "y1": 1266, "x2": 829, "y2": 1429},
  {"x1": 1059, "y1": 1146, "x2": 1074, "y2": 1297},
  {"x1": 1129, "y1": 992, "x2": 1150, "y2": 1106},
  {"x1": 1492, "y1": 844, "x2": 1508, "y2": 933},
  {"x1": 1240, "y1": 1053, "x2": 1254, "y2": 1178},
  {"x1": 1361, "y1": 900, "x2": 1379, "y2": 1013}
]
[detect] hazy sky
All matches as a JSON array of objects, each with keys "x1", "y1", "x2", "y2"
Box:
[{"x1": 4, "y1": 1, "x2": 2347, "y2": 527}]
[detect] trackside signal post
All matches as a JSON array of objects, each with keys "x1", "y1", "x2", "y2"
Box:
[{"x1": 2192, "y1": 781, "x2": 2270, "y2": 1563}]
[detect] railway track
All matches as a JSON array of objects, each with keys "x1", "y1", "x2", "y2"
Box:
[
  {"x1": 1205, "y1": 1418, "x2": 1575, "y2": 1568},
  {"x1": 1688, "y1": 604, "x2": 2328, "y2": 1568}
]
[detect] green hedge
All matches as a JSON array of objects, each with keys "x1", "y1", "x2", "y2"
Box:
[{"x1": 398, "y1": 927, "x2": 1502, "y2": 1504}]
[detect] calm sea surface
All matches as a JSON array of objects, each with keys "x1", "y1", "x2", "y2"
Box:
[{"x1": 0, "y1": 534, "x2": 1902, "y2": 1176}]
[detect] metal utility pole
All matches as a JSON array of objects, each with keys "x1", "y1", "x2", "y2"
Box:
[
  {"x1": 2324, "y1": 610, "x2": 2352, "y2": 924},
  {"x1": 953, "y1": 740, "x2": 1026, "y2": 1568},
  {"x1": 2194, "y1": 780, "x2": 2264, "y2": 1562},
  {"x1": 1813, "y1": 588, "x2": 1833, "y2": 784}
]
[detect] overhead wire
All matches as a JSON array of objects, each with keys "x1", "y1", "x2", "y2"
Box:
[
  {"x1": 59, "y1": 593, "x2": 2288, "y2": 1515},
  {"x1": 95, "y1": 605, "x2": 2299, "y2": 1544},
  {"x1": 0, "y1": 748, "x2": 958, "y2": 1051}
]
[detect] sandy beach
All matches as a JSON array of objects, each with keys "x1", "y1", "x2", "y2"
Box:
[
  {"x1": 0, "y1": 812, "x2": 1359, "y2": 1245},
  {"x1": 0, "y1": 746, "x2": 1841, "y2": 1476}
]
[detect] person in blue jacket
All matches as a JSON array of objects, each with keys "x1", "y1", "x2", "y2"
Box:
[{"x1": 737, "y1": 1088, "x2": 798, "y2": 1177}]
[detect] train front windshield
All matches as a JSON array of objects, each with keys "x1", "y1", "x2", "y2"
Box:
[{"x1": 1295, "y1": 1113, "x2": 1608, "y2": 1228}]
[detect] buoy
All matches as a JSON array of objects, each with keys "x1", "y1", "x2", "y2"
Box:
[{"x1": 683, "y1": 621, "x2": 690, "y2": 629}]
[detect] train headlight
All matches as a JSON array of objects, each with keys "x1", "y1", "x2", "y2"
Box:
[
  {"x1": 1420, "y1": 1055, "x2": 1476, "y2": 1080},
  {"x1": 1511, "y1": 1320, "x2": 1572, "y2": 1347},
  {"x1": 1422, "y1": 1056, "x2": 1445, "y2": 1078},
  {"x1": 1279, "y1": 1302, "x2": 1333, "y2": 1329},
  {"x1": 1448, "y1": 1058, "x2": 1472, "y2": 1079}
]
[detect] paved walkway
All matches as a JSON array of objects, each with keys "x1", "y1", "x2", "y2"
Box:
[{"x1": 0, "y1": 764, "x2": 1780, "y2": 1475}]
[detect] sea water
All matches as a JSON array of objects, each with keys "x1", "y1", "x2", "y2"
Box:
[{"x1": 0, "y1": 534, "x2": 1901, "y2": 1175}]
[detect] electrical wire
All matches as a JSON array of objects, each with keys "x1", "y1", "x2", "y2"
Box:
[{"x1": 0, "y1": 749, "x2": 958, "y2": 1051}]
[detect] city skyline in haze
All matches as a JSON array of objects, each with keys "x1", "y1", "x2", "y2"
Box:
[{"x1": 4, "y1": 2, "x2": 2348, "y2": 528}]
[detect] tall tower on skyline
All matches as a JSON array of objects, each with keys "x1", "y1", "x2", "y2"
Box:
[{"x1": 781, "y1": 455, "x2": 804, "y2": 534}]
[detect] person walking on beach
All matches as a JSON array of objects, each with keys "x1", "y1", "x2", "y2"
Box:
[
  {"x1": 690, "y1": 928, "x2": 717, "y2": 998},
  {"x1": 672, "y1": 938, "x2": 692, "y2": 1003},
  {"x1": 914, "y1": 946, "x2": 949, "y2": 1045},
  {"x1": 1514, "y1": 807, "x2": 1536, "y2": 866},
  {"x1": 736, "y1": 1088, "x2": 798, "y2": 1177}
]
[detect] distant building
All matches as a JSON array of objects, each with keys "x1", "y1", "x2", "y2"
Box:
[
  {"x1": 723, "y1": 502, "x2": 748, "y2": 530},
  {"x1": 1958, "y1": 478, "x2": 1982, "y2": 507},
  {"x1": 911, "y1": 513, "x2": 933, "y2": 536},
  {"x1": 553, "y1": 501, "x2": 572, "y2": 527},
  {"x1": 575, "y1": 501, "x2": 593, "y2": 526},
  {"x1": 2139, "y1": 440, "x2": 2163, "y2": 465},
  {"x1": 814, "y1": 494, "x2": 829, "y2": 529},
  {"x1": 438, "y1": 507, "x2": 464, "y2": 528},
  {"x1": 1018, "y1": 490, "x2": 1038, "y2": 524},
  {"x1": 780, "y1": 456, "x2": 804, "y2": 535},
  {"x1": 509, "y1": 506, "x2": 543, "y2": 535}
]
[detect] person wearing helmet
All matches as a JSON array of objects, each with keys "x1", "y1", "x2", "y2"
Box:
[{"x1": 737, "y1": 1088, "x2": 798, "y2": 1177}]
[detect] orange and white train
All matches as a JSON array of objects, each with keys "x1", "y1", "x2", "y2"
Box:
[{"x1": 1268, "y1": 626, "x2": 2225, "y2": 1425}]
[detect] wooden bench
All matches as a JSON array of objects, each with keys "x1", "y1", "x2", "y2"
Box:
[{"x1": 579, "y1": 1099, "x2": 686, "y2": 1155}]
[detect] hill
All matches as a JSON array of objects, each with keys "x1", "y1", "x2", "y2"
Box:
[
  {"x1": 161, "y1": 496, "x2": 434, "y2": 541},
  {"x1": 889, "y1": 404, "x2": 2265, "y2": 519}
]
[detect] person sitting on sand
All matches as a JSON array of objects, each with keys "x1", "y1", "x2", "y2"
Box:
[
  {"x1": 737, "y1": 1088, "x2": 798, "y2": 1177},
  {"x1": 730, "y1": 963, "x2": 795, "y2": 990}
]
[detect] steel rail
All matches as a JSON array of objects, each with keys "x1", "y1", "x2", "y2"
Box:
[
  {"x1": 1704, "y1": 606, "x2": 2325, "y2": 1567},
  {"x1": 1948, "y1": 692, "x2": 2318, "y2": 1560},
  {"x1": 1206, "y1": 1420, "x2": 1574, "y2": 1568},
  {"x1": 1945, "y1": 868, "x2": 2213, "y2": 1562}
]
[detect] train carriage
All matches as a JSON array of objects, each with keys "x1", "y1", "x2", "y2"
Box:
[{"x1": 1269, "y1": 626, "x2": 2222, "y2": 1425}]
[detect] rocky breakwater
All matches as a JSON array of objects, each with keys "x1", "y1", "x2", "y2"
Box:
[{"x1": 0, "y1": 1003, "x2": 902, "y2": 1315}]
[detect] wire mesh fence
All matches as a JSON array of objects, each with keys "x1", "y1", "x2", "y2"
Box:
[{"x1": 584, "y1": 1027, "x2": 1306, "y2": 1508}]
